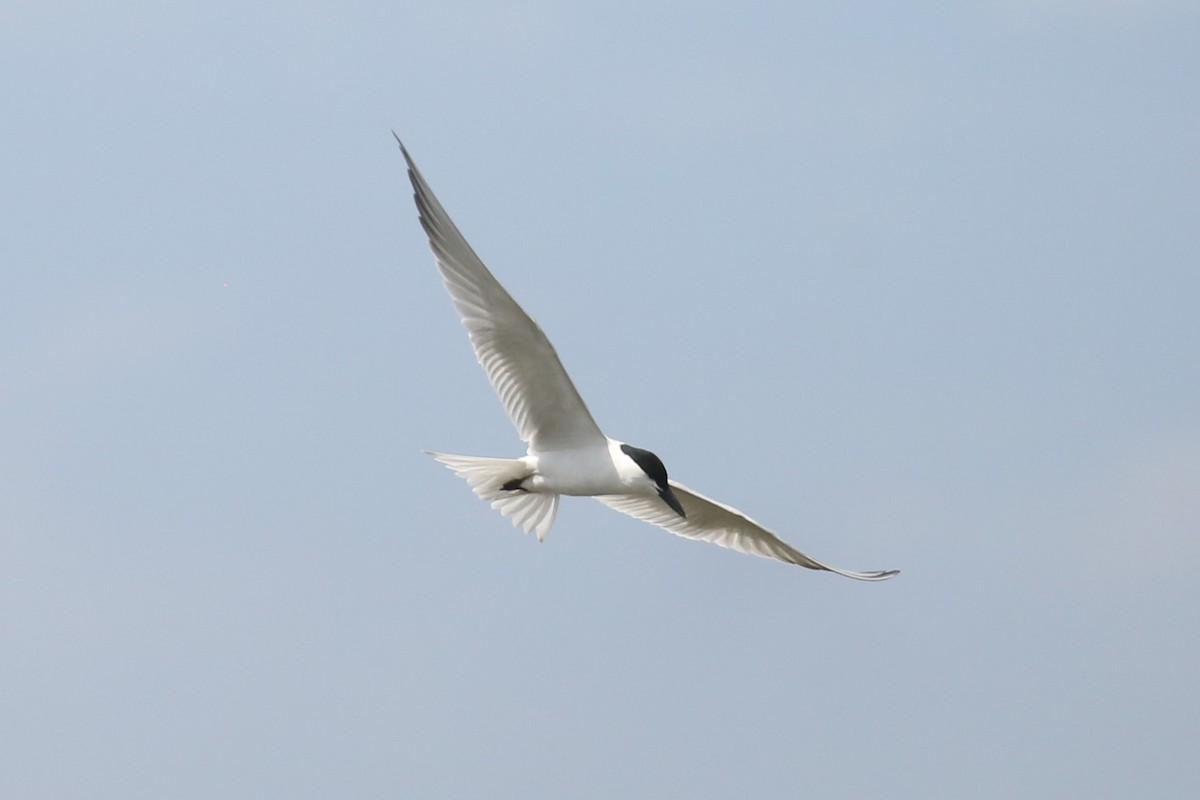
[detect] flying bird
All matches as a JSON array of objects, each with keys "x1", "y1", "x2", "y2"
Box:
[{"x1": 396, "y1": 135, "x2": 897, "y2": 581}]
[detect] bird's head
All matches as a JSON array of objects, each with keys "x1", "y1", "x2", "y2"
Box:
[{"x1": 619, "y1": 443, "x2": 686, "y2": 519}]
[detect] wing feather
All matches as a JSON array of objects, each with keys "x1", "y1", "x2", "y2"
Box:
[
  {"x1": 397, "y1": 136, "x2": 605, "y2": 451},
  {"x1": 597, "y1": 481, "x2": 899, "y2": 581}
]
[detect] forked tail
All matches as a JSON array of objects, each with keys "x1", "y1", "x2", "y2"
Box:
[{"x1": 425, "y1": 452, "x2": 559, "y2": 541}]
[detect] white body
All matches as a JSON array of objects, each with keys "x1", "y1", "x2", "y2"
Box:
[{"x1": 526, "y1": 439, "x2": 652, "y2": 495}]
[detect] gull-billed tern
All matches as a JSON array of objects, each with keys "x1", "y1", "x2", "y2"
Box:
[{"x1": 397, "y1": 136, "x2": 897, "y2": 581}]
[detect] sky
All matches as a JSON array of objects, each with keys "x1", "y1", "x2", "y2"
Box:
[{"x1": 2, "y1": 1, "x2": 1198, "y2": 797}]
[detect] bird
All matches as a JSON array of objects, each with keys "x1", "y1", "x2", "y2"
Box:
[{"x1": 396, "y1": 134, "x2": 898, "y2": 581}]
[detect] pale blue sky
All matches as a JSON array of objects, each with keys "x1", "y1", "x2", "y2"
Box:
[{"x1": 3, "y1": 2, "x2": 1198, "y2": 798}]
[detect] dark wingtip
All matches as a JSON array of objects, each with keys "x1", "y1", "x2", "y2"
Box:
[
  {"x1": 391, "y1": 131, "x2": 415, "y2": 169},
  {"x1": 850, "y1": 568, "x2": 901, "y2": 582}
]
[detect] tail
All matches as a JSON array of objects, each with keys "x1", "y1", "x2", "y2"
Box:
[{"x1": 425, "y1": 452, "x2": 560, "y2": 541}]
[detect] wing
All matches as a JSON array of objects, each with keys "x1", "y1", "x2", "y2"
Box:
[
  {"x1": 396, "y1": 135, "x2": 606, "y2": 451},
  {"x1": 597, "y1": 481, "x2": 899, "y2": 581}
]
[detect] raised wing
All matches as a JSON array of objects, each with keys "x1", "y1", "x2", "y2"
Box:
[
  {"x1": 397, "y1": 135, "x2": 606, "y2": 451},
  {"x1": 597, "y1": 481, "x2": 899, "y2": 581}
]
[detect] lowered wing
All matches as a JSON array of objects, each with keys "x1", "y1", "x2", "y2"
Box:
[{"x1": 598, "y1": 481, "x2": 899, "y2": 581}]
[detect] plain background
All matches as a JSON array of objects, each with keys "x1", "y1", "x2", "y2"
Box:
[{"x1": 3, "y1": 2, "x2": 1198, "y2": 798}]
